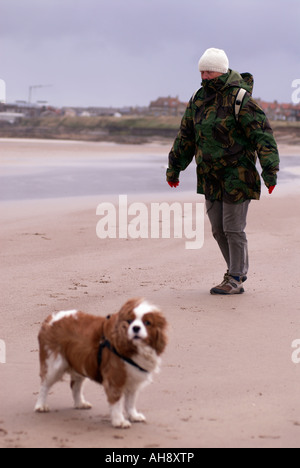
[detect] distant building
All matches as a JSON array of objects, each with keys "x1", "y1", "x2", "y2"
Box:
[
  {"x1": 1, "y1": 96, "x2": 299, "y2": 122},
  {"x1": 0, "y1": 112, "x2": 24, "y2": 124},
  {"x1": 149, "y1": 95, "x2": 300, "y2": 121},
  {"x1": 80, "y1": 111, "x2": 91, "y2": 117},
  {"x1": 149, "y1": 96, "x2": 187, "y2": 116},
  {"x1": 63, "y1": 108, "x2": 77, "y2": 117},
  {"x1": 257, "y1": 99, "x2": 300, "y2": 121}
]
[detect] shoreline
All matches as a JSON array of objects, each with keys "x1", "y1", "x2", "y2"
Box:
[
  {"x1": 0, "y1": 136, "x2": 299, "y2": 154},
  {"x1": 0, "y1": 138, "x2": 299, "y2": 202}
]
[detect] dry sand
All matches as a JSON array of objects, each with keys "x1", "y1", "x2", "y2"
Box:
[{"x1": 0, "y1": 139, "x2": 300, "y2": 448}]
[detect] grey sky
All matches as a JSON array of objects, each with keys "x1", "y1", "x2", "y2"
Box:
[{"x1": 0, "y1": 0, "x2": 299, "y2": 108}]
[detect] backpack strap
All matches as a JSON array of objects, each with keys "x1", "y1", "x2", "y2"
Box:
[
  {"x1": 192, "y1": 88, "x2": 201, "y2": 102},
  {"x1": 234, "y1": 88, "x2": 247, "y2": 120}
]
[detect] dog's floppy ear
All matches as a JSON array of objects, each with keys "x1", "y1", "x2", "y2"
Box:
[
  {"x1": 118, "y1": 298, "x2": 144, "y2": 316},
  {"x1": 154, "y1": 313, "x2": 168, "y2": 355}
]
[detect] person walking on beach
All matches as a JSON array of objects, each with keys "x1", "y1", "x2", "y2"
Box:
[{"x1": 166, "y1": 48, "x2": 280, "y2": 295}]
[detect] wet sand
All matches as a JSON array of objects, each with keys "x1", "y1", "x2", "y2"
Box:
[{"x1": 0, "y1": 138, "x2": 299, "y2": 201}]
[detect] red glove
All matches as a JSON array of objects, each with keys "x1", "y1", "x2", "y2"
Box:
[
  {"x1": 168, "y1": 181, "x2": 180, "y2": 188},
  {"x1": 268, "y1": 185, "x2": 276, "y2": 194}
]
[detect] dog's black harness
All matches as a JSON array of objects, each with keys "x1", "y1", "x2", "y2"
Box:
[{"x1": 97, "y1": 338, "x2": 148, "y2": 376}]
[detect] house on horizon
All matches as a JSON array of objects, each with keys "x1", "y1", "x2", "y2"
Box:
[
  {"x1": 149, "y1": 96, "x2": 187, "y2": 116},
  {"x1": 256, "y1": 99, "x2": 300, "y2": 121}
]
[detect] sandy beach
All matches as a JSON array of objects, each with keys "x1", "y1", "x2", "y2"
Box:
[{"x1": 1, "y1": 138, "x2": 300, "y2": 448}]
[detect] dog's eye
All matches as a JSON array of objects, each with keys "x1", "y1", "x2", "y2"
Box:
[
  {"x1": 127, "y1": 319, "x2": 133, "y2": 325},
  {"x1": 144, "y1": 320, "x2": 151, "y2": 327}
]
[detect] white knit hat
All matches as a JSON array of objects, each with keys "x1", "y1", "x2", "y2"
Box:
[{"x1": 198, "y1": 48, "x2": 229, "y2": 74}]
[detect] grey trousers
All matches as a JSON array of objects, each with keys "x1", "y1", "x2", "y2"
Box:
[{"x1": 206, "y1": 200, "x2": 251, "y2": 278}]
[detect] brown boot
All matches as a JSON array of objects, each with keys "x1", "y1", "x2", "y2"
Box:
[{"x1": 210, "y1": 274, "x2": 245, "y2": 295}]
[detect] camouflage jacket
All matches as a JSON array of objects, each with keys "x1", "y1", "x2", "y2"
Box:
[{"x1": 167, "y1": 70, "x2": 280, "y2": 203}]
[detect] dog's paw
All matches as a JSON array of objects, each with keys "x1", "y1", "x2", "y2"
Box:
[
  {"x1": 34, "y1": 404, "x2": 50, "y2": 413},
  {"x1": 129, "y1": 412, "x2": 146, "y2": 423},
  {"x1": 112, "y1": 418, "x2": 132, "y2": 429},
  {"x1": 75, "y1": 401, "x2": 92, "y2": 410}
]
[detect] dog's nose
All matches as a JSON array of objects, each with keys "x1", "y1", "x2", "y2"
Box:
[{"x1": 133, "y1": 326, "x2": 141, "y2": 334}]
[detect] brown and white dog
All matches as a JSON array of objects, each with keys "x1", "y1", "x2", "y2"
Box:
[{"x1": 34, "y1": 298, "x2": 167, "y2": 428}]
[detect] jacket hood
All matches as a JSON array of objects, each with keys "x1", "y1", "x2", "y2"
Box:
[
  {"x1": 201, "y1": 69, "x2": 254, "y2": 97},
  {"x1": 226, "y1": 69, "x2": 254, "y2": 94}
]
